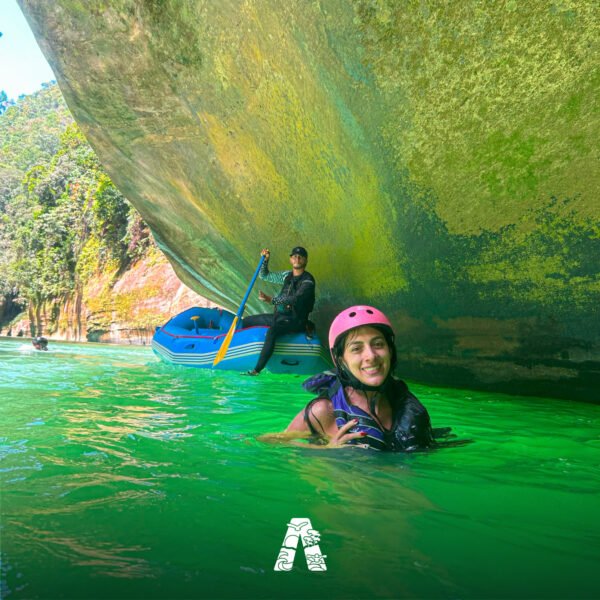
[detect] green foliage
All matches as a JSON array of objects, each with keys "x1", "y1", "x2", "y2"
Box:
[
  {"x1": 124, "y1": 208, "x2": 152, "y2": 262},
  {"x1": 0, "y1": 84, "x2": 157, "y2": 311},
  {"x1": 92, "y1": 173, "x2": 130, "y2": 255},
  {"x1": 75, "y1": 236, "x2": 101, "y2": 284},
  {"x1": 0, "y1": 84, "x2": 70, "y2": 172},
  {"x1": 0, "y1": 90, "x2": 15, "y2": 115}
]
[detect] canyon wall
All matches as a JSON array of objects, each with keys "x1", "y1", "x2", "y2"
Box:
[
  {"x1": 2, "y1": 250, "x2": 215, "y2": 344},
  {"x1": 18, "y1": 1, "x2": 599, "y2": 399}
]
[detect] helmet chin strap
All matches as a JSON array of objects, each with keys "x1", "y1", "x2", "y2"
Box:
[
  {"x1": 336, "y1": 362, "x2": 394, "y2": 418},
  {"x1": 336, "y1": 360, "x2": 393, "y2": 394}
]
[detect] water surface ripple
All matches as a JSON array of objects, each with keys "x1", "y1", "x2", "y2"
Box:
[{"x1": 1, "y1": 338, "x2": 599, "y2": 599}]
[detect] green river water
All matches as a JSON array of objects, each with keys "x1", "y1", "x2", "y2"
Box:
[{"x1": 1, "y1": 337, "x2": 599, "y2": 600}]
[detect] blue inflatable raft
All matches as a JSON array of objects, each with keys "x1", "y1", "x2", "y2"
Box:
[{"x1": 152, "y1": 307, "x2": 330, "y2": 373}]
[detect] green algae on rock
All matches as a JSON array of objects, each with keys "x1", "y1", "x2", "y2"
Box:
[{"x1": 18, "y1": 0, "x2": 599, "y2": 400}]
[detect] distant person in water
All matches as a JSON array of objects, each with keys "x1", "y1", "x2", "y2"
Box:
[
  {"x1": 242, "y1": 247, "x2": 315, "y2": 375},
  {"x1": 284, "y1": 306, "x2": 438, "y2": 451},
  {"x1": 32, "y1": 336, "x2": 48, "y2": 351}
]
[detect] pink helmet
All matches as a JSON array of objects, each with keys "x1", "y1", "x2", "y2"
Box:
[{"x1": 328, "y1": 305, "x2": 393, "y2": 358}]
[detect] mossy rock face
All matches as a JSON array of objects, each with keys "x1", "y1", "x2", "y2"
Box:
[{"x1": 19, "y1": 1, "x2": 599, "y2": 399}]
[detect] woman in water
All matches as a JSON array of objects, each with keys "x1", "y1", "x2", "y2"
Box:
[{"x1": 285, "y1": 305, "x2": 437, "y2": 451}]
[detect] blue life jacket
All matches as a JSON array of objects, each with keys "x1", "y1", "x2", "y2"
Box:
[{"x1": 302, "y1": 372, "x2": 435, "y2": 452}]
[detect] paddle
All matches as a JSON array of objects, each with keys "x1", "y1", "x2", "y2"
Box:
[{"x1": 213, "y1": 255, "x2": 265, "y2": 366}]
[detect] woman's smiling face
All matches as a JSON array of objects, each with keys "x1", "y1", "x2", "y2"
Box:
[{"x1": 341, "y1": 325, "x2": 391, "y2": 387}]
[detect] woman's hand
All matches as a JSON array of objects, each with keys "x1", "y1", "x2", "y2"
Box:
[
  {"x1": 258, "y1": 426, "x2": 365, "y2": 450},
  {"x1": 324, "y1": 419, "x2": 367, "y2": 448},
  {"x1": 260, "y1": 248, "x2": 270, "y2": 260},
  {"x1": 259, "y1": 407, "x2": 367, "y2": 450}
]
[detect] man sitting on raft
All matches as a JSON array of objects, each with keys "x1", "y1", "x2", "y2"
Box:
[
  {"x1": 242, "y1": 246, "x2": 316, "y2": 375},
  {"x1": 285, "y1": 305, "x2": 435, "y2": 451}
]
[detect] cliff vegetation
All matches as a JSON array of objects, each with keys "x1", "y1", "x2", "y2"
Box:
[{"x1": 0, "y1": 84, "x2": 210, "y2": 342}]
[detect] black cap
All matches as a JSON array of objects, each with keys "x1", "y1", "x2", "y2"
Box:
[{"x1": 290, "y1": 246, "x2": 308, "y2": 258}]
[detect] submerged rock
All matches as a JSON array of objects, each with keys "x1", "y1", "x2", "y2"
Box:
[{"x1": 18, "y1": 1, "x2": 599, "y2": 399}]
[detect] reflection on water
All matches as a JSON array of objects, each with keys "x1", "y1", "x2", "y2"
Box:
[
  {"x1": 7, "y1": 521, "x2": 155, "y2": 585},
  {"x1": 1, "y1": 337, "x2": 599, "y2": 599}
]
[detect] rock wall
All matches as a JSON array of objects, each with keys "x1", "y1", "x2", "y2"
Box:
[
  {"x1": 1, "y1": 251, "x2": 216, "y2": 344},
  {"x1": 18, "y1": 1, "x2": 599, "y2": 400}
]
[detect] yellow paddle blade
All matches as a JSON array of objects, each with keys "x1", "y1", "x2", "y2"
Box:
[{"x1": 212, "y1": 316, "x2": 238, "y2": 366}]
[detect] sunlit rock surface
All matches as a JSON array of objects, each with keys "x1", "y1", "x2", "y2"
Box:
[
  {"x1": 19, "y1": 1, "x2": 598, "y2": 400},
  {"x1": 1, "y1": 252, "x2": 214, "y2": 344}
]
